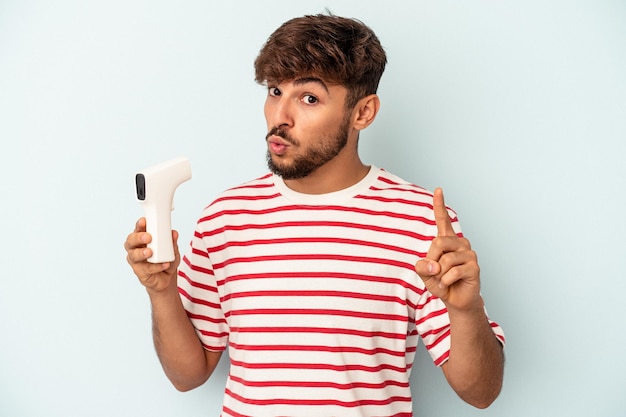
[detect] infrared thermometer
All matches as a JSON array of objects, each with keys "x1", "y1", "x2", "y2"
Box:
[{"x1": 135, "y1": 157, "x2": 192, "y2": 263}]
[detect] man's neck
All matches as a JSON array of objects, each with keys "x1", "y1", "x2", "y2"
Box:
[{"x1": 283, "y1": 155, "x2": 370, "y2": 195}]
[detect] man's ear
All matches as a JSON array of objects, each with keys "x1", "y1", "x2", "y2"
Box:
[{"x1": 352, "y1": 94, "x2": 381, "y2": 131}]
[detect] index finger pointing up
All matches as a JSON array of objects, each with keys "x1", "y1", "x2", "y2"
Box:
[{"x1": 433, "y1": 187, "x2": 455, "y2": 237}]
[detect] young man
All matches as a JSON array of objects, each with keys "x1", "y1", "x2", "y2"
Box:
[{"x1": 125, "y1": 14, "x2": 505, "y2": 417}]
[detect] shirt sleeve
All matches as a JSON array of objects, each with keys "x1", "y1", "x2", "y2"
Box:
[{"x1": 177, "y1": 223, "x2": 229, "y2": 352}]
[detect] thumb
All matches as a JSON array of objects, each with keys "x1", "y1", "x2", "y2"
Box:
[
  {"x1": 171, "y1": 229, "x2": 181, "y2": 260},
  {"x1": 415, "y1": 258, "x2": 441, "y2": 278}
]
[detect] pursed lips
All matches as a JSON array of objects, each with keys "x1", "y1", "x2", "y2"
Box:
[{"x1": 267, "y1": 135, "x2": 291, "y2": 155}]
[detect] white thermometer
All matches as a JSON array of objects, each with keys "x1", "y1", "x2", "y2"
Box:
[{"x1": 135, "y1": 157, "x2": 191, "y2": 263}]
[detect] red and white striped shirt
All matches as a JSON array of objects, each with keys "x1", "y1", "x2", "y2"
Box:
[{"x1": 178, "y1": 166, "x2": 505, "y2": 417}]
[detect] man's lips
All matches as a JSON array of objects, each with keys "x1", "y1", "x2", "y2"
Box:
[{"x1": 267, "y1": 135, "x2": 290, "y2": 156}]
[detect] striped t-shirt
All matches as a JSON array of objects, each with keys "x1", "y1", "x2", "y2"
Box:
[{"x1": 178, "y1": 166, "x2": 505, "y2": 417}]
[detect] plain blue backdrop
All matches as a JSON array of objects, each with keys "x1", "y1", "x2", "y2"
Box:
[{"x1": 1, "y1": 1, "x2": 625, "y2": 416}]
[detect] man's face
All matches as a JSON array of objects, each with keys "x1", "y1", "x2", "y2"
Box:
[{"x1": 264, "y1": 78, "x2": 352, "y2": 180}]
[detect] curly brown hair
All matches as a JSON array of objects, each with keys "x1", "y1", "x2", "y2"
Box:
[{"x1": 254, "y1": 14, "x2": 387, "y2": 109}]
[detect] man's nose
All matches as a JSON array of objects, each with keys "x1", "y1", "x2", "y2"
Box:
[{"x1": 267, "y1": 97, "x2": 294, "y2": 129}]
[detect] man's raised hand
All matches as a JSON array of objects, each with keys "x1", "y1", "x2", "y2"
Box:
[{"x1": 415, "y1": 188, "x2": 482, "y2": 312}]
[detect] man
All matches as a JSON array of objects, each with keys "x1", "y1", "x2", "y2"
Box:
[{"x1": 125, "y1": 14, "x2": 504, "y2": 416}]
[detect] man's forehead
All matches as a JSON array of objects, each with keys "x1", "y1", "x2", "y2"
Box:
[{"x1": 292, "y1": 77, "x2": 330, "y2": 92}]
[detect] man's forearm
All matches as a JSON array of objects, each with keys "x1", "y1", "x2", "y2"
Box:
[
  {"x1": 149, "y1": 287, "x2": 218, "y2": 391},
  {"x1": 442, "y1": 303, "x2": 504, "y2": 408}
]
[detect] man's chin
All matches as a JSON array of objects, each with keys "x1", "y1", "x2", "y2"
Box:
[
  {"x1": 267, "y1": 158, "x2": 312, "y2": 180},
  {"x1": 269, "y1": 166, "x2": 310, "y2": 180}
]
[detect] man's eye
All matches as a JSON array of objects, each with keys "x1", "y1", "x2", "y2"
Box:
[
  {"x1": 268, "y1": 87, "x2": 281, "y2": 97},
  {"x1": 303, "y1": 95, "x2": 318, "y2": 104}
]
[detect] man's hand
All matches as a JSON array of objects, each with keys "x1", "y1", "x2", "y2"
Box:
[
  {"x1": 124, "y1": 217, "x2": 180, "y2": 294},
  {"x1": 415, "y1": 188, "x2": 482, "y2": 312}
]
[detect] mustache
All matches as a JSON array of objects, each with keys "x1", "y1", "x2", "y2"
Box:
[{"x1": 266, "y1": 127, "x2": 298, "y2": 145}]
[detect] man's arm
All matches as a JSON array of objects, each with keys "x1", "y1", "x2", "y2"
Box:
[
  {"x1": 125, "y1": 217, "x2": 222, "y2": 391},
  {"x1": 441, "y1": 303, "x2": 503, "y2": 408},
  {"x1": 415, "y1": 188, "x2": 504, "y2": 408}
]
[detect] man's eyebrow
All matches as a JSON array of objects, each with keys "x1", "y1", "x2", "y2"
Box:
[{"x1": 292, "y1": 77, "x2": 329, "y2": 93}]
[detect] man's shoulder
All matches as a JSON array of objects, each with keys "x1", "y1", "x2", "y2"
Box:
[
  {"x1": 373, "y1": 169, "x2": 461, "y2": 226},
  {"x1": 221, "y1": 172, "x2": 276, "y2": 196},
  {"x1": 369, "y1": 168, "x2": 434, "y2": 200},
  {"x1": 202, "y1": 172, "x2": 277, "y2": 211}
]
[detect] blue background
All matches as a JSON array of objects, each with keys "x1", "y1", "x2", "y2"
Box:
[{"x1": 1, "y1": 1, "x2": 625, "y2": 416}]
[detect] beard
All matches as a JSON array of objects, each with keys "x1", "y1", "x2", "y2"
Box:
[{"x1": 266, "y1": 115, "x2": 351, "y2": 180}]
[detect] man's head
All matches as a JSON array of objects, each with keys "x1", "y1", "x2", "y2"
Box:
[{"x1": 254, "y1": 13, "x2": 387, "y2": 110}]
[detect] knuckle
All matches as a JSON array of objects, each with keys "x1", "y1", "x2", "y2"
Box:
[
  {"x1": 431, "y1": 237, "x2": 445, "y2": 251},
  {"x1": 441, "y1": 268, "x2": 459, "y2": 285},
  {"x1": 128, "y1": 248, "x2": 147, "y2": 264},
  {"x1": 123, "y1": 234, "x2": 134, "y2": 251},
  {"x1": 448, "y1": 266, "x2": 462, "y2": 281}
]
